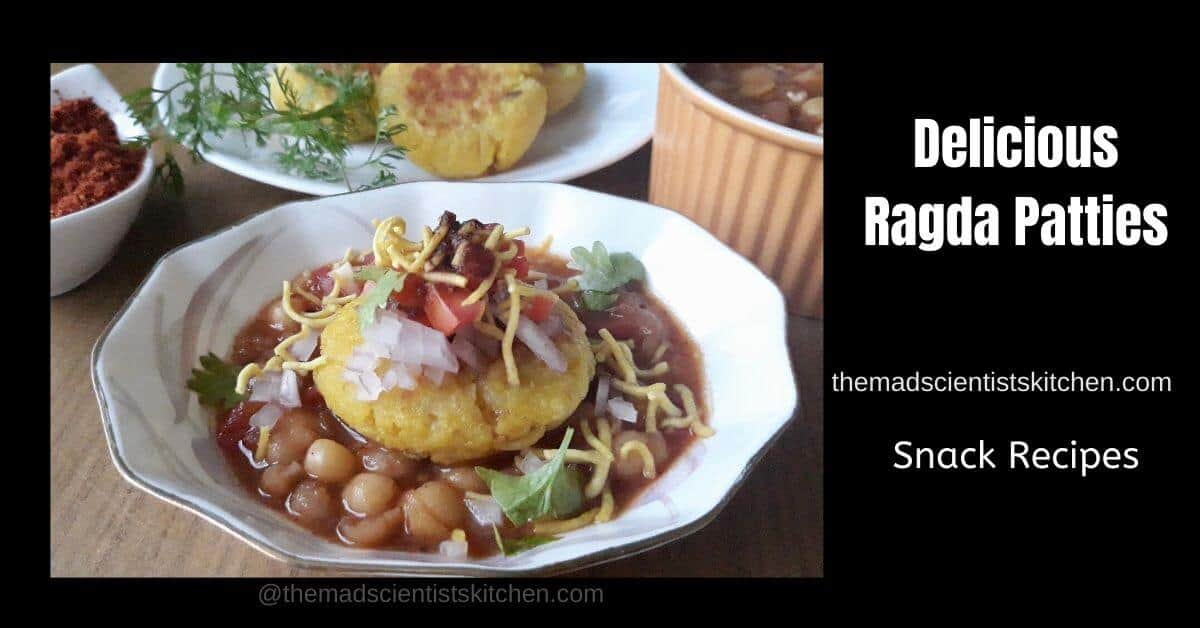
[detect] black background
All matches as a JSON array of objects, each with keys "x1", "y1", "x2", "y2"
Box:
[
  {"x1": 826, "y1": 51, "x2": 1190, "y2": 590},
  {"x1": 42, "y1": 36, "x2": 1193, "y2": 607}
]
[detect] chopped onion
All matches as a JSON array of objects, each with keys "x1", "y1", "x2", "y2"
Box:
[
  {"x1": 346, "y1": 348, "x2": 381, "y2": 373},
  {"x1": 248, "y1": 371, "x2": 282, "y2": 403},
  {"x1": 465, "y1": 496, "x2": 504, "y2": 526},
  {"x1": 278, "y1": 369, "x2": 301, "y2": 408},
  {"x1": 539, "y1": 312, "x2": 564, "y2": 338},
  {"x1": 288, "y1": 328, "x2": 318, "y2": 362},
  {"x1": 450, "y1": 333, "x2": 483, "y2": 370},
  {"x1": 249, "y1": 403, "x2": 284, "y2": 429},
  {"x1": 516, "y1": 452, "x2": 545, "y2": 475},
  {"x1": 608, "y1": 397, "x2": 638, "y2": 423},
  {"x1": 462, "y1": 326, "x2": 500, "y2": 359},
  {"x1": 388, "y1": 318, "x2": 458, "y2": 375},
  {"x1": 329, "y1": 261, "x2": 358, "y2": 296},
  {"x1": 345, "y1": 315, "x2": 462, "y2": 399},
  {"x1": 515, "y1": 315, "x2": 566, "y2": 372},
  {"x1": 594, "y1": 375, "x2": 610, "y2": 417},
  {"x1": 534, "y1": 278, "x2": 548, "y2": 290},
  {"x1": 360, "y1": 340, "x2": 392, "y2": 360},
  {"x1": 424, "y1": 365, "x2": 445, "y2": 385},
  {"x1": 438, "y1": 538, "x2": 469, "y2": 559},
  {"x1": 355, "y1": 370, "x2": 384, "y2": 401},
  {"x1": 389, "y1": 363, "x2": 419, "y2": 390}
]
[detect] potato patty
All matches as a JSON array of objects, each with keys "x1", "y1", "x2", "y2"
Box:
[
  {"x1": 540, "y1": 63, "x2": 587, "y2": 116},
  {"x1": 374, "y1": 63, "x2": 548, "y2": 178},
  {"x1": 268, "y1": 63, "x2": 380, "y2": 142},
  {"x1": 313, "y1": 306, "x2": 594, "y2": 464}
]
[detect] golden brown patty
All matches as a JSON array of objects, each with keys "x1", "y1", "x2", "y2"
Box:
[
  {"x1": 313, "y1": 305, "x2": 594, "y2": 464},
  {"x1": 268, "y1": 63, "x2": 380, "y2": 142},
  {"x1": 374, "y1": 63, "x2": 548, "y2": 179},
  {"x1": 540, "y1": 63, "x2": 586, "y2": 115}
]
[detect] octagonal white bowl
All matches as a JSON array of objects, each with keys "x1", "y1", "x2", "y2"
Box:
[{"x1": 92, "y1": 182, "x2": 800, "y2": 575}]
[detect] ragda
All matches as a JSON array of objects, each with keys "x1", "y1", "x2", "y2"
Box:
[{"x1": 190, "y1": 210, "x2": 712, "y2": 558}]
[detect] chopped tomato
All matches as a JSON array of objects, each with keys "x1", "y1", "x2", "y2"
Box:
[
  {"x1": 523, "y1": 295, "x2": 555, "y2": 322},
  {"x1": 505, "y1": 240, "x2": 530, "y2": 279},
  {"x1": 424, "y1": 284, "x2": 484, "y2": 335},
  {"x1": 386, "y1": 274, "x2": 425, "y2": 311}
]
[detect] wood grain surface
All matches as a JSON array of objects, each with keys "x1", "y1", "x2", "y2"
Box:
[{"x1": 49, "y1": 63, "x2": 823, "y2": 577}]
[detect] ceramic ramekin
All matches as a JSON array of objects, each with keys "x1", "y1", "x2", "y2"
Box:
[
  {"x1": 649, "y1": 63, "x2": 824, "y2": 318},
  {"x1": 51, "y1": 64, "x2": 154, "y2": 297}
]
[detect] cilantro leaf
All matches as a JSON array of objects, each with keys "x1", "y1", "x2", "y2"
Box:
[
  {"x1": 186, "y1": 353, "x2": 246, "y2": 410},
  {"x1": 492, "y1": 525, "x2": 559, "y2": 556},
  {"x1": 568, "y1": 242, "x2": 646, "y2": 311},
  {"x1": 581, "y1": 290, "x2": 618, "y2": 311},
  {"x1": 549, "y1": 466, "x2": 584, "y2": 519},
  {"x1": 352, "y1": 266, "x2": 388, "y2": 282},
  {"x1": 474, "y1": 427, "x2": 576, "y2": 526},
  {"x1": 356, "y1": 269, "x2": 404, "y2": 332},
  {"x1": 609, "y1": 252, "x2": 646, "y2": 284}
]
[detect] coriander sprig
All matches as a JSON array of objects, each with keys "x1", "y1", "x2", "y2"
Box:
[{"x1": 123, "y1": 63, "x2": 407, "y2": 195}]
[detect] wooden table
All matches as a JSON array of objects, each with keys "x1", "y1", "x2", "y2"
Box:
[{"x1": 49, "y1": 63, "x2": 823, "y2": 577}]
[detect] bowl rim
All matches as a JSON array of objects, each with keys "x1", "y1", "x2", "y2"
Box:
[
  {"x1": 50, "y1": 64, "x2": 156, "y2": 228},
  {"x1": 660, "y1": 62, "x2": 824, "y2": 155},
  {"x1": 91, "y1": 181, "x2": 802, "y2": 575}
]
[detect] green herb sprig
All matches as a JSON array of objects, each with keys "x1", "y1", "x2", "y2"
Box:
[
  {"x1": 492, "y1": 525, "x2": 559, "y2": 556},
  {"x1": 186, "y1": 353, "x2": 246, "y2": 411},
  {"x1": 475, "y1": 427, "x2": 584, "y2": 526},
  {"x1": 123, "y1": 63, "x2": 407, "y2": 195},
  {"x1": 568, "y1": 242, "x2": 647, "y2": 311},
  {"x1": 354, "y1": 268, "x2": 406, "y2": 331}
]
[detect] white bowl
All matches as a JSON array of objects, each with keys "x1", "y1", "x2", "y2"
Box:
[
  {"x1": 92, "y1": 182, "x2": 799, "y2": 575},
  {"x1": 51, "y1": 64, "x2": 154, "y2": 296}
]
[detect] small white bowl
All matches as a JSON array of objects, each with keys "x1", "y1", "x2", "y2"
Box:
[
  {"x1": 51, "y1": 64, "x2": 154, "y2": 296},
  {"x1": 92, "y1": 182, "x2": 799, "y2": 575}
]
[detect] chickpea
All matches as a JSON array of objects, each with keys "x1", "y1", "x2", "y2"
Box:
[
  {"x1": 266, "y1": 408, "x2": 322, "y2": 465},
  {"x1": 359, "y1": 445, "x2": 420, "y2": 483},
  {"x1": 287, "y1": 479, "x2": 336, "y2": 526},
  {"x1": 401, "y1": 480, "x2": 466, "y2": 547},
  {"x1": 304, "y1": 439, "x2": 358, "y2": 483},
  {"x1": 337, "y1": 506, "x2": 404, "y2": 547},
  {"x1": 260, "y1": 461, "x2": 305, "y2": 497},
  {"x1": 738, "y1": 66, "x2": 776, "y2": 97},
  {"x1": 437, "y1": 467, "x2": 488, "y2": 493},
  {"x1": 611, "y1": 431, "x2": 668, "y2": 479},
  {"x1": 343, "y1": 473, "x2": 398, "y2": 516},
  {"x1": 800, "y1": 96, "x2": 823, "y2": 120},
  {"x1": 759, "y1": 100, "x2": 792, "y2": 126}
]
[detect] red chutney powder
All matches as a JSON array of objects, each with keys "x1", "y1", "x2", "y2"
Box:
[{"x1": 50, "y1": 98, "x2": 146, "y2": 219}]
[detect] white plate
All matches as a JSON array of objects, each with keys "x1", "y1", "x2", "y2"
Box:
[
  {"x1": 92, "y1": 182, "x2": 799, "y2": 575},
  {"x1": 151, "y1": 64, "x2": 658, "y2": 195}
]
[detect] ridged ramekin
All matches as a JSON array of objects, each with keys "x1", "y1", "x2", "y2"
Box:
[{"x1": 649, "y1": 63, "x2": 824, "y2": 318}]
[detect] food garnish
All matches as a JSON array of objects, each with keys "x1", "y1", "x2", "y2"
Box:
[
  {"x1": 123, "y1": 63, "x2": 406, "y2": 194},
  {"x1": 354, "y1": 268, "x2": 405, "y2": 331},
  {"x1": 186, "y1": 353, "x2": 246, "y2": 410},
  {"x1": 474, "y1": 428, "x2": 582, "y2": 526},
  {"x1": 568, "y1": 241, "x2": 646, "y2": 310},
  {"x1": 189, "y1": 210, "x2": 713, "y2": 557},
  {"x1": 492, "y1": 525, "x2": 559, "y2": 556}
]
